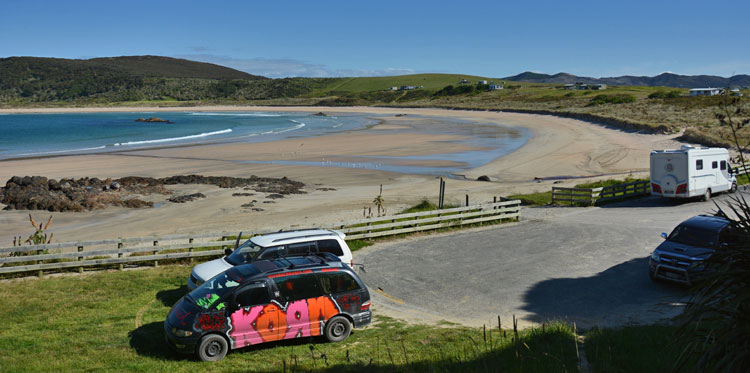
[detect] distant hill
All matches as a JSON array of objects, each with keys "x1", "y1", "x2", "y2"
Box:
[
  {"x1": 504, "y1": 71, "x2": 750, "y2": 88},
  {"x1": 0, "y1": 56, "x2": 265, "y2": 81}
]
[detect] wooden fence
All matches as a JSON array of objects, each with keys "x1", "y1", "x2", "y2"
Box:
[
  {"x1": 0, "y1": 200, "x2": 520, "y2": 277},
  {"x1": 552, "y1": 180, "x2": 650, "y2": 206}
]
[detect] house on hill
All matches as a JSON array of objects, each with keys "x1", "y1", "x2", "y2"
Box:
[{"x1": 689, "y1": 88, "x2": 723, "y2": 96}]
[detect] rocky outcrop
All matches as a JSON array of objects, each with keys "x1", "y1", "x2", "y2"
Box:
[
  {"x1": 135, "y1": 117, "x2": 172, "y2": 123},
  {"x1": 168, "y1": 193, "x2": 205, "y2": 203},
  {"x1": 0, "y1": 174, "x2": 306, "y2": 212}
]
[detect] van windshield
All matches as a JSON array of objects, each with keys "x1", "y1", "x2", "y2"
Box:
[
  {"x1": 225, "y1": 240, "x2": 265, "y2": 265},
  {"x1": 188, "y1": 272, "x2": 240, "y2": 310}
]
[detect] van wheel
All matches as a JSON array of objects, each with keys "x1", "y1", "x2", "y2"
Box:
[
  {"x1": 730, "y1": 182, "x2": 737, "y2": 193},
  {"x1": 324, "y1": 316, "x2": 352, "y2": 343},
  {"x1": 197, "y1": 334, "x2": 228, "y2": 362},
  {"x1": 703, "y1": 189, "x2": 711, "y2": 201}
]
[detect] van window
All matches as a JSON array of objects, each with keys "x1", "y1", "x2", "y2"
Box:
[
  {"x1": 318, "y1": 239, "x2": 344, "y2": 256},
  {"x1": 256, "y1": 246, "x2": 284, "y2": 260},
  {"x1": 273, "y1": 274, "x2": 322, "y2": 301},
  {"x1": 318, "y1": 272, "x2": 361, "y2": 294},
  {"x1": 712, "y1": 161, "x2": 718, "y2": 169},
  {"x1": 696, "y1": 159, "x2": 703, "y2": 170},
  {"x1": 287, "y1": 242, "x2": 316, "y2": 256},
  {"x1": 235, "y1": 283, "x2": 270, "y2": 307},
  {"x1": 721, "y1": 160, "x2": 727, "y2": 170}
]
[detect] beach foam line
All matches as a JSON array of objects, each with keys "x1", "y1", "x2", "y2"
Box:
[
  {"x1": 113, "y1": 128, "x2": 232, "y2": 146},
  {"x1": 260, "y1": 120, "x2": 306, "y2": 135},
  {"x1": 189, "y1": 112, "x2": 280, "y2": 117},
  {"x1": 14, "y1": 145, "x2": 107, "y2": 156}
]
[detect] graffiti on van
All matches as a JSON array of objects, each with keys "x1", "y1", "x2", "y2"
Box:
[
  {"x1": 195, "y1": 311, "x2": 227, "y2": 331},
  {"x1": 228, "y1": 295, "x2": 340, "y2": 348}
]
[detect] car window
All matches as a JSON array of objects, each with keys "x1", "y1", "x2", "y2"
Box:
[
  {"x1": 225, "y1": 240, "x2": 265, "y2": 265},
  {"x1": 668, "y1": 224, "x2": 720, "y2": 247},
  {"x1": 318, "y1": 271, "x2": 361, "y2": 294},
  {"x1": 189, "y1": 272, "x2": 240, "y2": 310},
  {"x1": 287, "y1": 242, "x2": 316, "y2": 256},
  {"x1": 256, "y1": 246, "x2": 284, "y2": 260},
  {"x1": 318, "y1": 239, "x2": 344, "y2": 256},
  {"x1": 235, "y1": 283, "x2": 271, "y2": 307},
  {"x1": 273, "y1": 274, "x2": 322, "y2": 301},
  {"x1": 696, "y1": 159, "x2": 703, "y2": 170}
]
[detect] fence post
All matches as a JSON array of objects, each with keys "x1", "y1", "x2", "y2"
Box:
[
  {"x1": 118, "y1": 240, "x2": 124, "y2": 271},
  {"x1": 465, "y1": 194, "x2": 469, "y2": 207},
  {"x1": 189, "y1": 237, "x2": 194, "y2": 264},
  {"x1": 37, "y1": 248, "x2": 44, "y2": 278},
  {"x1": 78, "y1": 245, "x2": 84, "y2": 273},
  {"x1": 153, "y1": 240, "x2": 159, "y2": 267}
]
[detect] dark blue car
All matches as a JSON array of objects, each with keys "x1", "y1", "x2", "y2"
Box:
[{"x1": 649, "y1": 214, "x2": 738, "y2": 285}]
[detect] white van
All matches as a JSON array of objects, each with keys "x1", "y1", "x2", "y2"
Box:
[
  {"x1": 650, "y1": 146, "x2": 737, "y2": 200},
  {"x1": 187, "y1": 229, "x2": 354, "y2": 290}
]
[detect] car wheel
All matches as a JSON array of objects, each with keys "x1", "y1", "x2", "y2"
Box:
[
  {"x1": 703, "y1": 189, "x2": 711, "y2": 201},
  {"x1": 324, "y1": 316, "x2": 351, "y2": 343},
  {"x1": 730, "y1": 182, "x2": 737, "y2": 193},
  {"x1": 197, "y1": 334, "x2": 228, "y2": 362}
]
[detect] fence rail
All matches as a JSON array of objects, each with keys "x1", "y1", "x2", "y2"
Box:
[
  {"x1": 0, "y1": 200, "x2": 521, "y2": 277},
  {"x1": 552, "y1": 180, "x2": 650, "y2": 206}
]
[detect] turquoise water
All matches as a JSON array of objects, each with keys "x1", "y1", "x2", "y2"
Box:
[
  {"x1": 0, "y1": 111, "x2": 530, "y2": 176},
  {"x1": 0, "y1": 111, "x2": 369, "y2": 159}
]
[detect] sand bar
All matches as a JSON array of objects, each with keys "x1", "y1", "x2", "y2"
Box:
[{"x1": 0, "y1": 106, "x2": 687, "y2": 244}]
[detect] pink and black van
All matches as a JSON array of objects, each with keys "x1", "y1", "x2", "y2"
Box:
[{"x1": 164, "y1": 254, "x2": 371, "y2": 361}]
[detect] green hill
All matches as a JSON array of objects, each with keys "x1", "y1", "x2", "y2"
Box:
[
  {"x1": 313, "y1": 73, "x2": 499, "y2": 93},
  {"x1": 86, "y1": 55, "x2": 264, "y2": 80}
]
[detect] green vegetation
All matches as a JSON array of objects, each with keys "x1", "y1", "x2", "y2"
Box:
[
  {"x1": 507, "y1": 191, "x2": 553, "y2": 206},
  {"x1": 648, "y1": 90, "x2": 682, "y2": 99},
  {"x1": 585, "y1": 325, "x2": 686, "y2": 372},
  {"x1": 345, "y1": 239, "x2": 374, "y2": 252},
  {"x1": 574, "y1": 177, "x2": 648, "y2": 189},
  {"x1": 0, "y1": 265, "x2": 580, "y2": 371},
  {"x1": 587, "y1": 94, "x2": 637, "y2": 106}
]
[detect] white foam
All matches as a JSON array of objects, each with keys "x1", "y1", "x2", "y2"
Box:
[{"x1": 114, "y1": 129, "x2": 232, "y2": 146}]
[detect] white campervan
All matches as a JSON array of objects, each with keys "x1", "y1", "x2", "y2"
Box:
[{"x1": 650, "y1": 146, "x2": 737, "y2": 200}]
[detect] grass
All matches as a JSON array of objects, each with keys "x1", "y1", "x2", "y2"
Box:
[
  {"x1": 584, "y1": 325, "x2": 690, "y2": 372},
  {"x1": 0, "y1": 265, "x2": 579, "y2": 372},
  {"x1": 508, "y1": 177, "x2": 650, "y2": 206},
  {"x1": 738, "y1": 172, "x2": 749, "y2": 185}
]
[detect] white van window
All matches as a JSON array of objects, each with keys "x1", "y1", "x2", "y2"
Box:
[
  {"x1": 696, "y1": 159, "x2": 703, "y2": 170},
  {"x1": 721, "y1": 161, "x2": 727, "y2": 170},
  {"x1": 318, "y1": 239, "x2": 344, "y2": 256},
  {"x1": 712, "y1": 161, "x2": 718, "y2": 169}
]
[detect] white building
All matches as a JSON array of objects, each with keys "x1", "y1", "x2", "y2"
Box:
[
  {"x1": 689, "y1": 88, "x2": 723, "y2": 96},
  {"x1": 489, "y1": 84, "x2": 504, "y2": 90}
]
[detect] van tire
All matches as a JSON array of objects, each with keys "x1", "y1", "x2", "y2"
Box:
[
  {"x1": 197, "y1": 334, "x2": 228, "y2": 362},
  {"x1": 730, "y1": 182, "x2": 737, "y2": 193},
  {"x1": 703, "y1": 189, "x2": 711, "y2": 201},
  {"x1": 324, "y1": 316, "x2": 352, "y2": 343}
]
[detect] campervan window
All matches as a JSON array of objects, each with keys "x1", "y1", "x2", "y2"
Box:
[
  {"x1": 712, "y1": 161, "x2": 718, "y2": 169},
  {"x1": 721, "y1": 161, "x2": 727, "y2": 170},
  {"x1": 696, "y1": 160, "x2": 703, "y2": 170}
]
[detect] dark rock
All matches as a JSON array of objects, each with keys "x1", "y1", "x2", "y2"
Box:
[
  {"x1": 477, "y1": 175, "x2": 491, "y2": 182},
  {"x1": 263, "y1": 201, "x2": 275, "y2": 204},
  {"x1": 167, "y1": 193, "x2": 206, "y2": 203},
  {"x1": 252, "y1": 208, "x2": 265, "y2": 212},
  {"x1": 266, "y1": 193, "x2": 284, "y2": 199},
  {"x1": 232, "y1": 192, "x2": 255, "y2": 197},
  {"x1": 135, "y1": 117, "x2": 172, "y2": 123},
  {"x1": 312, "y1": 112, "x2": 327, "y2": 116}
]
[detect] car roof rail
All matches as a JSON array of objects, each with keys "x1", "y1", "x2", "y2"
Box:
[{"x1": 271, "y1": 233, "x2": 334, "y2": 243}]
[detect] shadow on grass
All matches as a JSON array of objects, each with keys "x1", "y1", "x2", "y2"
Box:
[
  {"x1": 521, "y1": 257, "x2": 688, "y2": 328},
  {"x1": 129, "y1": 321, "x2": 191, "y2": 361},
  {"x1": 156, "y1": 285, "x2": 188, "y2": 307},
  {"x1": 597, "y1": 195, "x2": 691, "y2": 209}
]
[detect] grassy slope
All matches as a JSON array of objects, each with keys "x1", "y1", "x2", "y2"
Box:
[
  {"x1": 312, "y1": 74, "x2": 497, "y2": 93},
  {"x1": 0, "y1": 265, "x2": 578, "y2": 372}
]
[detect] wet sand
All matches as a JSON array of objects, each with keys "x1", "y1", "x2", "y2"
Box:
[{"x1": 0, "y1": 106, "x2": 687, "y2": 244}]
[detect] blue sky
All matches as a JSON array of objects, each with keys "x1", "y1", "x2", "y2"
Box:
[{"x1": 1, "y1": 1, "x2": 748, "y2": 78}]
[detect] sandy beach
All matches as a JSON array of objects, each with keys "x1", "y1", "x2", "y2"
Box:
[{"x1": 0, "y1": 106, "x2": 687, "y2": 244}]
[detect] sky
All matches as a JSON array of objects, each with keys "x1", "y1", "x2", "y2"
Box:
[{"x1": 1, "y1": 0, "x2": 749, "y2": 79}]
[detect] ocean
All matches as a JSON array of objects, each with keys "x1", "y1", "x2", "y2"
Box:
[
  {"x1": 0, "y1": 111, "x2": 370, "y2": 159},
  {"x1": 0, "y1": 111, "x2": 529, "y2": 176}
]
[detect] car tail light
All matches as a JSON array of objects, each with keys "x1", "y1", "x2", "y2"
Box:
[
  {"x1": 651, "y1": 183, "x2": 661, "y2": 193},
  {"x1": 676, "y1": 183, "x2": 687, "y2": 194},
  {"x1": 350, "y1": 259, "x2": 353, "y2": 267},
  {"x1": 361, "y1": 301, "x2": 371, "y2": 311}
]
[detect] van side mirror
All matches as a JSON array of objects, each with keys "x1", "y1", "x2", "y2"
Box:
[
  {"x1": 661, "y1": 232, "x2": 668, "y2": 239},
  {"x1": 224, "y1": 248, "x2": 233, "y2": 256}
]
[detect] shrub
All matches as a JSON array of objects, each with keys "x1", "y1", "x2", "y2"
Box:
[
  {"x1": 588, "y1": 94, "x2": 636, "y2": 106},
  {"x1": 648, "y1": 90, "x2": 682, "y2": 99}
]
